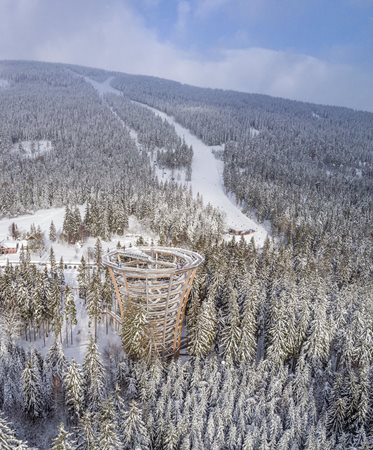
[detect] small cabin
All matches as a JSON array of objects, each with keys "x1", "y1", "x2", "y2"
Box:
[
  {"x1": 0, "y1": 240, "x2": 19, "y2": 255},
  {"x1": 227, "y1": 228, "x2": 256, "y2": 236}
]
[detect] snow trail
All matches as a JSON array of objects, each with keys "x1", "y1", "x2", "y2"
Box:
[{"x1": 86, "y1": 77, "x2": 269, "y2": 246}]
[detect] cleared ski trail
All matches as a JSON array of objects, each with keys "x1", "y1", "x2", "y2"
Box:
[{"x1": 86, "y1": 77, "x2": 269, "y2": 246}]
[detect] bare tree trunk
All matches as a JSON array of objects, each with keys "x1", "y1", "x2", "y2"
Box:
[{"x1": 94, "y1": 316, "x2": 98, "y2": 342}]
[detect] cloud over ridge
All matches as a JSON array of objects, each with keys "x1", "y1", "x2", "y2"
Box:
[{"x1": 1, "y1": 0, "x2": 372, "y2": 111}]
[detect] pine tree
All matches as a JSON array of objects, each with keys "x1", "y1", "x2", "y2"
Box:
[
  {"x1": 86, "y1": 274, "x2": 102, "y2": 341},
  {"x1": 121, "y1": 400, "x2": 150, "y2": 449},
  {"x1": 22, "y1": 358, "x2": 44, "y2": 420},
  {"x1": 45, "y1": 340, "x2": 66, "y2": 411},
  {"x1": 58, "y1": 257, "x2": 65, "y2": 285},
  {"x1": 78, "y1": 412, "x2": 97, "y2": 450},
  {"x1": 49, "y1": 221, "x2": 57, "y2": 242},
  {"x1": 98, "y1": 398, "x2": 121, "y2": 450},
  {"x1": 83, "y1": 336, "x2": 106, "y2": 412},
  {"x1": 238, "y1": 282, "x2": 258, "y2": 363},
  {"x1": 303, "y1": 293, "x2": 331, "y2": 364},
  {"x1": 49, "y1": 247, "x2": 57, "y2": 277},
  {"x1": 51, "y1": 423, "x2": 75, "y2": 450},
  {"x1": 188, "y1": 296, "x2": 217, "y2": 357},
  {"x1": 62, "y1": 206, "x2": 73, "y2": 244},
  {"x1": 220, "y1": 287, "x2": 241, "y2": 364},
  {"x1": 121, "y1": 301, "x2": 148, "y2": 359},
  {"x1": 94, "y1": 238, "x2": 103, "y2": 271},
  {"x1": 77, "y1": 256, "x2": 88, "y2": 300},
  {"x1": 46, "y1": 340, "x2": 66, "y2": 381},
  {"x1": 73, "y1": 206, "x2": 82, "y2": 243},
  {"x1": 64, "y1": 287, "x2": 77, "y2": 345},
  {"x1": 0, "y1": 414, "x2": 29, "y2": 450},
  {"x1": 102, "y1": 269, "x2": 113, "y2": 333},
  {"x1": 64, "y1": 360, "x2": 84, "y2": 423}
]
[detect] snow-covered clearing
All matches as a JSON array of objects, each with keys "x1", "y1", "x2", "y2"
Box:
[
  {"x1": 250, "y1": 126, "x2": 260, "y2": 137},
  {"x1": 84, "y1": 75, "x2": 119, "y2": 97},
  {"x1": 0, "y1": 206, "x2": 156, "y2": 266},
  {"x1": 0, "y1": 78, "x2": 9, "y2": 88},
  {"x1": 11, "y1": 140, "x2": 52, "y2": 159},
  {"x1": 85, "y1": 76, "x2": 269, "y2": 246}
]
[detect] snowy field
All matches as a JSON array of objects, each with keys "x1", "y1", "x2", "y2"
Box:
[
  {"x1": 86, "y1": 77, "x2": 269, "y2": 246},
  {"x1": 0, "y1": 206, "x2": 156, "y2": 266},
  {"x1": 11, "y1": 139, "x2": 53, "y2": 159}
]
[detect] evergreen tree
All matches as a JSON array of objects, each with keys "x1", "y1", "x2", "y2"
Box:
[
  {"x1": 22, "y1": 358, "x2": 43, "y2": 420},
  {"x1": 83, "y1": 336, "x2": 106, "y2": 412},
  {"x1": 86, "y1": 274, "x2": 102, "y2": 341},
  {"x1": 121, "y1": 400, "x2": 150, "y2": 449},
  {"x1": 220, "y1": 286, "x2": 241, "y2": 364},
  {"x1": 77, "y1": 256, "x2": 88, "y2": 300},
  {"x1": 188, "y1": 296, "x2": 217, "y2": 357},
  {"x1": 0, "y1": 414, "x2": 29, "y2": 450},
  {"x1": 94, "y1": 238, "x2": 103, "y2": 270},
  {"x1": 78, "y1": 412, "x2": 97, "y2": 450},
  {"x1": 64, "y1": 360, "x2": 84, "y2": 423},
  {"x1": 51, "y1": 423, "x2": 75, "y2": 450},
  {"x1": 49, "y1": 221, "x2": 57, "y2": 242},
  {"x1": 98, "y1": 398, "x2": 121, "y2": 450},
  {"x1": 121, "y1": 301, "x2": 149, "y2": 360},
  {"x1": 64, "y1": 287, "x2": 77, "y2": 345}
]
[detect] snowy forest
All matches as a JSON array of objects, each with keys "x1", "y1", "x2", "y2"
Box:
[{"x1": 0, "y1": 60, "x2": 372, "y2": 449}]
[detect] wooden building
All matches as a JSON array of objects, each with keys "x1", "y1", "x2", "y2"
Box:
[{"x1": 0, "y1": 240, "x2": 19, "y2": 255}]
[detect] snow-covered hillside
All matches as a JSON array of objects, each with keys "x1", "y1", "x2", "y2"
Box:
[{"x1": 85, "y1": 76, "x2": 269, "y2": 246}]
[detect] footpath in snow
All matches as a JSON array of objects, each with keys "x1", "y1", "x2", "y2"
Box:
[{"x1": 85, "y1": 77, "x2": 269, "y2": 246}]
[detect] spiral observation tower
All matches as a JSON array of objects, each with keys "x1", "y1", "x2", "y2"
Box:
[{"x1": 103, "y1": 246, "x2": 204, "y2": 358}]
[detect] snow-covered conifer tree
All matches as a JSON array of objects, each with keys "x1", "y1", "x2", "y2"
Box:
[
  {"x1": 51, "y1": 423, "x2": 75, "y2": 450},
  {"x1": 0, "y1": 414, "x2": 29, "y2": 449},
  {"x1": 64, "y1": 359, "x2": 84, "y2": 423}
]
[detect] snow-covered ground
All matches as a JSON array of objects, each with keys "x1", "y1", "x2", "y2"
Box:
[
  {"x1": 85, "y1": 77, "x2": 269, "y2": 246},
  {"x1": 0, "y1": 78, "x2": 9, "y2": 88},
  {"x1": 133, "y1": 101, "x2": 269, "y2": 246},
  {"x1": 250, "y1": 126, "x2": 260, "y2": 137},
  {"x1": 0, "y1": 206, "x2": 156, "y2": 266},
  {"x1": 11, "y1": 140, "x2": 52, "y2": 159},
  {"x1": 84, "y1": 75, "x2": 120, "y2": 96}
]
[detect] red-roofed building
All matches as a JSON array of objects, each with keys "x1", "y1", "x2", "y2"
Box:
[{"x1": 0, "y1": 240, "x2": 19, "y2": 254}]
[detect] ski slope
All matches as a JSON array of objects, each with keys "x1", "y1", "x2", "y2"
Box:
[{"x1": 86, "y1": 77, "x2": 269, "y2": 246}]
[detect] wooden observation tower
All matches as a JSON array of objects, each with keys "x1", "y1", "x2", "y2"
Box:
[{"x1": 103, "y1": 246, "x2": 204, "y2": 358}]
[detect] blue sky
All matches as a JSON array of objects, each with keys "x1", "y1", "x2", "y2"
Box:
[
  {"x1": 132, "y1": 0, "x2": 373, "y2": 68},
  {"x1": 1, "y1": 0, "x2": 373, "y2": 111}
]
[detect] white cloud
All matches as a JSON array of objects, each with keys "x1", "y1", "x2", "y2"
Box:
[{"x1": 0, "y1": 0, "x2": 373, "y2": 111}]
